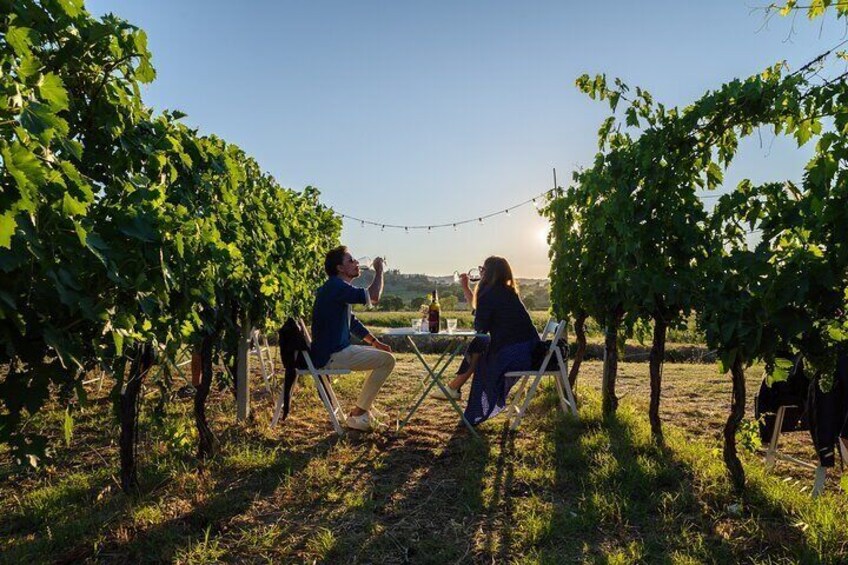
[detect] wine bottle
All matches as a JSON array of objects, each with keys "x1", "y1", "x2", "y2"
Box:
[{"x1": 428, "y1": 289, "x2": 440, "y2": 333}]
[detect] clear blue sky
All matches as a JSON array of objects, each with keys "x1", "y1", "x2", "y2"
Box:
[{"x1": 87, "y1": 0, "x2": 846, "y2": 277}]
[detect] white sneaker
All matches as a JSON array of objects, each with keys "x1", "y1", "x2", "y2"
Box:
[
  {"x1": 431, "y1": 385, "x2": 461, "y2": 401},
  {"x1": 345, "y1": 412, "x2": 374, "y2": 432}
]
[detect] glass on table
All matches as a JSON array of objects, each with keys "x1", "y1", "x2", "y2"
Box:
[
  {"x1": 411, "y1": 318, "x2": 423, "y2": 333},
  {"x1": 446, "y1": 318, "x2": 458, "y2": 334}
]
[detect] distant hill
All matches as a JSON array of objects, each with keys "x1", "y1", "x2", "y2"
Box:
[{"x1": 351, "y1": 270, "x2": 550, "y2": 311}]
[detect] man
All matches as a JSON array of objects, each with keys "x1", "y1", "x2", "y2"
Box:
[{"x1": 311, "y1": 246, "x2": 394, "y2": 431}]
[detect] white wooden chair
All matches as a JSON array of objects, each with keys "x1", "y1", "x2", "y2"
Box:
[
  {"x1": 270, "y1": 319, "x2": 351, "y2": 435},
  {"x1": 505, "y1": 319, "x2": 578, "y2": 430},
  {"x1": 250, "y1": 328, "x2": 276, "y2": 394},
  {"x1": 762, "y1": 404, "x2": 827, "y2": 496}
]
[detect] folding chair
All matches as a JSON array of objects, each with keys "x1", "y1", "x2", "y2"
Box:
[
  {"x1": 250, "y1": 328, "x2": 275, "y2": 394},
  {"x1": 762, "y1": 404, "x2": 827, "y2": 496},
  {"x1": 270, "y1": 320, "x2": 351, "y2": 435},
  {"x1": 504, "y1": 319, "x2": 557, "y2": 418},
  {"x1": 505, "y1": 319, "x2": 578, "y2": 430}
]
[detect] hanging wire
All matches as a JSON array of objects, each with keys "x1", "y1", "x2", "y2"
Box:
[
  {"x1": 334, "y1": 188, "x2": 731, "y2": 231},
  {"x1": 337, "y1": 188, "x2": 555, "y2": 231}
]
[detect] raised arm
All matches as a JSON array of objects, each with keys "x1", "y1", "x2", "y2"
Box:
[
  {"x1": 459, "y1": 273, "x2": 474, "y2": 307},
  {"x1": 367, "y1": 257, "x2": 385, "y2": 305}
]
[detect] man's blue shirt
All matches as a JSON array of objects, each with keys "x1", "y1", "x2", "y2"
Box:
[{"x1": 310, "y1": 276, "x2": 370, "y2": 368}]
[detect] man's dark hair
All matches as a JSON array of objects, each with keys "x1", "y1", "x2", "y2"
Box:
[{"x1": 324, "y1": 245, "x2": 348, "y2": 278}]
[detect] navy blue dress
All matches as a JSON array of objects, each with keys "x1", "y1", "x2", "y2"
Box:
[{"x1": 462, "y1": 285, "x2": 540, "y2": 426}]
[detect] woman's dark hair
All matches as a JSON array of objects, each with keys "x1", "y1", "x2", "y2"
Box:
[
  {"x1": 473, "y1": 256, "x2": 519, "y2": 307},
  {"x1": 324, "y1": 245, "x2": 348, "y2": 278}
]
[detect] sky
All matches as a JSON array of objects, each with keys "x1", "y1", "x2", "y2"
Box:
[{"x1": 86, "y1": 1, "x2": 848, "y2": 278}]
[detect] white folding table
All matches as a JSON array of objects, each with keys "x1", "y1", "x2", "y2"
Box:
[{"x1": 390, "y1": 328, "x2": 486, "y2": 439}]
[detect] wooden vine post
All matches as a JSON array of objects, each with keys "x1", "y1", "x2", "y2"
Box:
[{"x1": 237, "y1": 313, "x2": 252, "y2": 421}]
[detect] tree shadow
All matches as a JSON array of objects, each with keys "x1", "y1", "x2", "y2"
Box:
[
  {"x1": 242, "y1": 422, "x2": 491, "y2": 563},
  {"x1": 533, "y1": 396, "x2": 829, "y2": 563},
  {"x1": 98, "y1": 432, "x2": 340, "y2": 562}
]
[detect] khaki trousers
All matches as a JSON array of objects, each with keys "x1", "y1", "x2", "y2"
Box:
[{"x1": 325, "y1": 345, "x2": 395, "y2": 411}]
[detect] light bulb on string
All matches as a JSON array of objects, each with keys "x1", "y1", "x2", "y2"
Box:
[
  {"x1": 381, "y1": 225, "x2": 385, "y2": 231},
  {"x1": 453, "y1": 224, "x2": 457, "y2": 231},
  {"x1": 478, "y1": 217, "x2": 483, "y2": 225},
  {"x1": 405, "y1": 227, "x2": 409, "y2": 233},
  {"x1": 505, "y1": 209, "x2": 510, "y2": 216},
  {"x1": 360, "y1": 220, "x2": 365, "y2": 228},
  {"x1": 532, "y1": 198, "x2": 539, "y2": 209}
]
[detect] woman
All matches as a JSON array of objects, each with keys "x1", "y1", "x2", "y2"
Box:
[{"x1": 433, "y1": 256, "x2": 540, "y2": 425}]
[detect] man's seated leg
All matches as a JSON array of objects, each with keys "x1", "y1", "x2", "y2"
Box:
[{"x1": 326, "y1": 345, "x2": 396, "y2": 429}]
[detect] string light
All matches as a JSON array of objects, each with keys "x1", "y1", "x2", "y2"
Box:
[{"x1": 334, "y1": 183, "x2": 722, "y2": 232}]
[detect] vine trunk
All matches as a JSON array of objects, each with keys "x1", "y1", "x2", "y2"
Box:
[
  {"x1": 569, "y1": 311, "x2": 588, "y2": 389},
  {"x1": 119, "y1": 343, "x2": 153, "y2": 493},
  {"x1": 602, "y1": 313, "x2": 621, "y2": 416},
  {"x1": 649, "y1": 316, "x2": 667, "y2": 442},
  {"x1": 723, "y1": 355, "x2": 747, "y2": 492},
  {"x1": 195, "y1": 334, "x2": 218, "y2": 460}
]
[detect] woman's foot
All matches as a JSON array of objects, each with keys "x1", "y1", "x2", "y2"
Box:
[{"x1": 431, "y1": 385, "x2": 461, "y2": 401}]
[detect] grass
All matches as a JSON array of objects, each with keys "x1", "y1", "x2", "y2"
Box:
[{"x1": 1, "y1": 355, "x2": 846, "y2": 563}]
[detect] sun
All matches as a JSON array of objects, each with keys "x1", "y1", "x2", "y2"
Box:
[{"x1": 537, "y1": 224, "x2": 550, "y2": 245}]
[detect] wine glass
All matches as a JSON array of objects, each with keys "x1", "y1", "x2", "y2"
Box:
[
  {"x1": 357, "y1": 256, "x2": 386, "y2": 270},
  {"x1": 453, "y1": 267, "x2": 482, "y2": 283}
]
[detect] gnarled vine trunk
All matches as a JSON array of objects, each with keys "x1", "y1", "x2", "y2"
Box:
[
  {"x1": 649, "y1": 315, "x2": 667, "y2": 442},
  {"x1": 195, "y1": 334, "x2": 218, "y2": 460},
  {"x1": 120, "y1": 343, "x2": 153, "y2": 493},
  {"x1": 602, "y1": 311, "x2": 622, "y2": 416},
  {"x1": 569, "y1": 311, "x2": 588, "y2": 389},
  {"x1": 723, "y1": 355, "x2": 746, "y2": 492}
]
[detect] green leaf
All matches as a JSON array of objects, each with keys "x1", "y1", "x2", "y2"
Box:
[
  {"x1": 6, "y1": 27, "x2": 37, "y2": 58},
  {"x1": 57, "y1": 0, "x2": 84, "y2": 17},
  {"x1": 795, "y1": 119, "x2": 813, "y2": 146},
  {"x1": 20, "y1": 102, "x2": 69, "y2": 138},
  {"x1": 134, "y1": 30, "x2": 149, "y2": 54},
  {"x1": 767, "y1": 358, "x2": 793, "y2": 386},
  {"x1": 112, "y1": 331, "x2": 124, "y2": 356},
  {"x1": 136, "y1": 56, "x2": 156, "y2": 84},
  {"x1": 706, "y1": 161, "x2": 724, "y2": 189},
  {"x1": 62, "y1": 193, "x2": 87, "y2": 217},
  {"x1": 175, "y1": 233, "x2": 184, "y2": 257},
  {"x1": 2, "y1": 142, "x2": 46, "y2": 209},
  {"x1": 73, "y1": 221, "x2": 87, "y2": 246},
  {"x1": 119, "y1": 215, "x2": 158, "y2": 242},
  {"x1": 63, "y1": 407, "x2": 73, "y2": 447},
  {"x1": 779, "y1": 0, "x2": 797, "y2": 16},
  {"x1": 17, "y1": 54, "x2": 42, "y2": 79},
  {"x1": 0, "y1": 212, "x2": 18, "y2": 249},
  {"x1": 38, "y1": 73, "x2": 69, "y2": 112}
]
